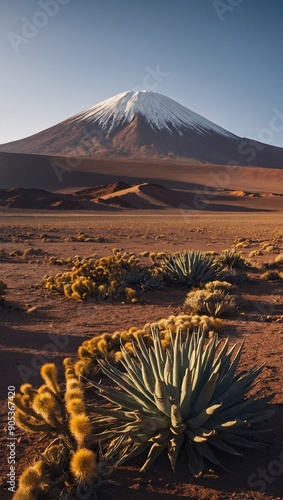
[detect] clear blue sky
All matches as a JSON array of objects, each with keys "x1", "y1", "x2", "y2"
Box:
[{"x1": 1, "y1": 0, "x2": 283, "y2": 146}]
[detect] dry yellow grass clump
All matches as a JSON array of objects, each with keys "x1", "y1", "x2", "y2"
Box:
[{"x1": 41, "y1": 249, "x2": 163, "y2": 302}]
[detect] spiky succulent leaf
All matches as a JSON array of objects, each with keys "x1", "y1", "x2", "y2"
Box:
[
  {"x1": 160, "y1": 251, "x2": 220, "y2": 287},
  {"x1": 89, "y1": 328, "x2": 274, "y2": 476},
  {"x1": 217, "y1": 250, "x2": 246, "y2": 271}
]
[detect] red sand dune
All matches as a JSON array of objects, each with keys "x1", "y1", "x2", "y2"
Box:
[{"x1": 0, "y1": 181, "x2": 282, "y2": 212}]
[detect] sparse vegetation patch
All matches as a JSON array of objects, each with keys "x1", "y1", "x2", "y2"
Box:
[
  {"x1": 183, "y1": 281, "x2": 236, "y2": 318},
  {"x1": 41, "y1": 249, "x2": 163, "y2": 302}
]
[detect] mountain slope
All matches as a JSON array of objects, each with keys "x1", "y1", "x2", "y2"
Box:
[{"x1": 1, "y1": 90, "x2": 283, "y2": 169}]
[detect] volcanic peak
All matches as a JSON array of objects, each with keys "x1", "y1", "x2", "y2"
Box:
[{"x1": 73, "y1": 90, "x2": 235, "y2": 137}]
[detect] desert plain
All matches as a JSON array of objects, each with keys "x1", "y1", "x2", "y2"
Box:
[
  {"x1": 0, "y1": 154, "x2": 282, "y2": 500},
  {"x1": 0, "y1": 205, "x2": 282, "y2": 500}
]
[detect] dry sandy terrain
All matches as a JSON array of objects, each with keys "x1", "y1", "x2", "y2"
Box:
[
  {"x1": 1, "y1": 153, "x2": 283, "y2": 195},
  {"x1": 0, "y1": 210, "x2": 283, "y2": 500}
]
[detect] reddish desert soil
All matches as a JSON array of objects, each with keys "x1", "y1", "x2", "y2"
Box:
[
  {"x1": 1, "y1": 152, "x2": 283, "y2": 195},
  {"x1": 0, "y1": 210, "x2": 283, "y2": 500}
]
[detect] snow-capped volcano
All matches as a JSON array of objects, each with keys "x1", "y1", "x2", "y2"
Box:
[
  {"x1": 74, "y1": 90, "x2": 234, "y2": 137},
  {"x1": 1, "y1": 90, "x2": 283, "y2": 168}
]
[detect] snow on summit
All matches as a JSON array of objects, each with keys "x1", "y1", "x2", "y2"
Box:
[{"x1": 74, "y1": 90, "x2": 235, "y2": 137}]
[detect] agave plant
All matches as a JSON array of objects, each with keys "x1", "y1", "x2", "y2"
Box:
[
  {"x1": 89, "y1": 329, "x2": 274, "y2": 477},
  {"x1": 121, "y1": 266, "x2": 164, "y2": 292},
  {"x1": 217, "y1": 250, "x2": 246, "y2": 271},
  {"x1": 159, "y1": 251, "x2": 220, "y2": 287}
]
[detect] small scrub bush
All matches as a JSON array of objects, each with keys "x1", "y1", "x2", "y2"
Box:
[
  {"x1": 274, "y1": 254, "x2": 283, "y2": 266},
  {"x1": 75, "y1": 231, "x2": 106, "y2": 243},
  {"x1": 221, "y1": 268, "x2": 248, "y2": 286},
  {"x1": 249, "y1": 250, "x2": 263, "y2": 258},
  {"x1": 203, "y1": 280, "x2": 232, "y2": 293},
  {"x1": 41, "y1": 249, "x2": 163, "y2": 302},
  {"x1": 23, "y1": 247, "x2": 45, "y2": 257},
  {"x1": 0, "y1": 249, "x2": 9, "y2": 261},
  {"x1": 234, "y1": 237, "x2": 248, "y2": 244},
  {"x1": 183, "y1": 281, "x2": 236, "y2": 318},
  {"x1": 264, "y1": 254, "x2": 283, "y2": 271},
  {"x1": 263, "y1": 269, "x2": 282, "y2": 281},
  {"x1": 46, "y1": 255, "x2": 73, "y2": 266},
  {"x1": 138, "y1": 251, "x2": 150, "y2": 258},
  {"x1": 260, "y1": 242, "x2": 280, "y2": 254},
  {"x1": 9, "y1": 250, "x2": 24, "y2": 258}
]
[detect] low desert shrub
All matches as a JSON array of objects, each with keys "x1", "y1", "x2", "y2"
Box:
[
  {"x1": 263, "y1": 269, "x2": 282, "y2": 281},
  {"x1": 183, "y1": 281, "x2": 236, "y2": 318},
  {"x1": 249, "y1": 250, "x2": 263, "y2": 258},
  {"x1": 274, "y1": 254, "x2": 283, "y2": 267},
  {"x1": 221, "y1": 268, "x2": 248, "y2": 286},
  {"x1": 260, "y1": 241, "x2": 280, "y2": 254},
  {"x1": 263, "y1": 253, "x2": 283, "y2": 279},
  {"x1": 74, "y1": 231, "x2": 106, "y2": 243},
  {"x1": 41, "y1": 249, "x2": 163, "y2": 302},
  {"x1": 203, "y1": 280, "x2": 232, "y2": 293}
]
